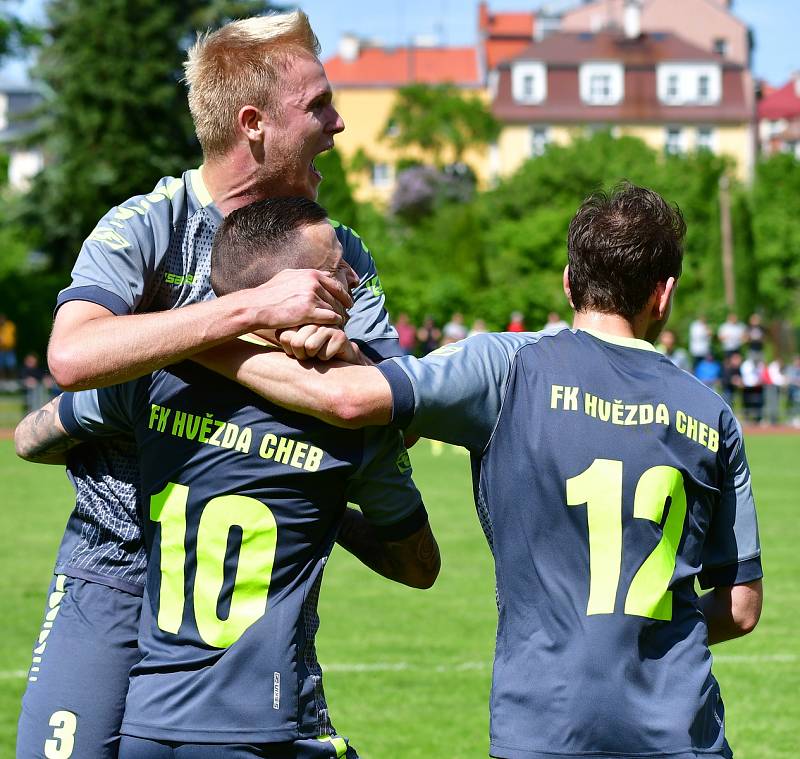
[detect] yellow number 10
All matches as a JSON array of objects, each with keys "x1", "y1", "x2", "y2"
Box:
[
  {"x1": 566, "y1": 459, "x2": 687, "y2": 621},
  {"x1": 150, "y1": 483, "x2": 278, "y2": 648}
]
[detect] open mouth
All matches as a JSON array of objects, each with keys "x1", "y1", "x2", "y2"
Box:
[{"x1": 310, "y1": 158, "x2": 323, "y2": 181}]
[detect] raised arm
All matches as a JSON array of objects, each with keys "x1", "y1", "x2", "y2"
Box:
[
  {"x1": 194, "y1": 339, "x2": 392, "y2": 428},
  {"x1": 15, "y1": 395, "x2": 82, "y2": 464},
  {"x1": 48, "y1": 270, "x2": 351, "y2": 390},
  {"x1": 337, "y1": 508, "x2": 440, "y2": 589}
]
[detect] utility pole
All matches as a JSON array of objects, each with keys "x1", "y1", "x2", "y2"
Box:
[{"x1": 719, "y1": 174, "x2": 736, "y2": 311}]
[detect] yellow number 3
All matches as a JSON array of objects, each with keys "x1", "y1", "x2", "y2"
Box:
[{"x1": 44, "y1": 710, "x2": 76, "y2": 759}]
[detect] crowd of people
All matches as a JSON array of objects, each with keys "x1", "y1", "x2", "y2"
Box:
[
  {"x1": 394, "y1": 309, "x2": 800, "y2": 426},
  {"x1": 0, "y1": 313, "x2": 56, "y2": 414},
  {"x1": 658, "y1": 313, "x2": 800, "y2": 426}
]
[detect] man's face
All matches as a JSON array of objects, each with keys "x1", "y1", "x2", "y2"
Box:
[
  {"x1": 263, "y1": 56, "x2": 345, "y2": 200},
  {"x1": 300, "y1": 221, "x2": 359, "y2": 299}
]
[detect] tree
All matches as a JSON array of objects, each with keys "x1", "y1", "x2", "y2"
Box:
[
  {"x1": 0, "y1": 2, "x2": 40, "y2": 60},
  {"x1": 750, "y1": 153, "x2": 800, "y2": 323},
  {"x1": 383, "y1": 83, "x2": 500, "y2": 168},
  {"x1": 314, "y1": 148, "x2": 360, "y2": 228},
  {"x1": 20, "y1": 0, "x2": 278, "y2": 272}
]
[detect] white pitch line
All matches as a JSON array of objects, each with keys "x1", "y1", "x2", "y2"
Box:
[{"x1": 0, "y1": 654, "x2": 795, "y2": 681}]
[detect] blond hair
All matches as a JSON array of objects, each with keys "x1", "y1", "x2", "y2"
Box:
[{"x1": 184, "y1": 11, "x2": 321, "y2": 158}]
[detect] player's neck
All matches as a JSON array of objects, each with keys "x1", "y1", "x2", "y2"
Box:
[
  {"x1": 201, "y1": 155, "x2": 266, "y2": 216},
  {"x1": 572, "y1": 310, "x2": 649, "y2": 341}
]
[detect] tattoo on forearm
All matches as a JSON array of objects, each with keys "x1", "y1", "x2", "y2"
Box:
[
  {"x1": 415, "y1": 526, "x2": 440, "y2": 571},
  {"x1": 16, "y1": 397, "x2": 79, "y2": 463}
]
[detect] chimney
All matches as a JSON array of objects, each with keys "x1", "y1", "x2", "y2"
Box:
[
  {"x1": 338, "y1": 33, "x2": 361, "y2": 62},
  {"x1": 623, "y1": 0, "x2": 642, "y2": 39},
  {"x1": 478, "y1": 1, "x2": 489, "y2": 33}
]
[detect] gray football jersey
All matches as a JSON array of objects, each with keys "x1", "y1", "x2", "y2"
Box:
[
  {"x1": 54, "y1": 168, "x2": 400, "y2": 592},
  {"x1": 377, "y1": 329, "x2": 761, "y2": 759}
]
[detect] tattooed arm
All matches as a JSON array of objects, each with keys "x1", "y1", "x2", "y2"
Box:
[
  {"x1": 15, "y1": 395, "x2": 82, "y2": 465},
  {"x1": 336, "y1": 507, "x2": 440, "y2": 589}
]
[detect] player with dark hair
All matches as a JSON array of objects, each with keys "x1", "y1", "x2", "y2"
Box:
[
  {"x1": 16, "y1": 197, "x2": 439, "y2": 759},
  {"x1": 17, "y1": 11, "x2": 402, "y2": 759},
  {"x1": 195, "y1": 183, "x2": 763, "y2": 759}
]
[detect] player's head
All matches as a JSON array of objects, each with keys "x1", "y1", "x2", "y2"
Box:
[
  {"x1": 210, "y1": 197, "x2": 357, "y2": 298},
  {"x1": 566, "y1": 183, "x2": 685, "y2": 337},
  {"x1": 184, "y1": 11, "x2": 343, "y2": 200}
]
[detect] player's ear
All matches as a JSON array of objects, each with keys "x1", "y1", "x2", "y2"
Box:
[
  {"x1": 237, "y1": 105, "x2": 265, "y2": 143},
  {"x1": 654, "y1": 277, "x2": 676, "y2": 320},
  {"x1": 562, "y1": 265, "x2": 574, "y2": 309}
]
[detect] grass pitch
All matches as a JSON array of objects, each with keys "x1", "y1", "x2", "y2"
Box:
[{"x1": 1, "y1": 435, "x2": 797, "y2": 758}]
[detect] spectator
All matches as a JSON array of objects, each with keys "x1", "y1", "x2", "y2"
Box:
[
  {"x1": 395, "y1": 313, "x2": 417, "y2": 355},
  {"x1": 416, "y1": 316, "x2": 441, "y2": 356},
  {"x1": 694, "y1": 352, "x2": 722, "y2": 390},
  {"x1": 20, "y1": 352, "x2": 54, "y2": 413},
  {"x1": 541, "y1": 311, "x2": 570, "y2": 335},
  {"x1": 746, "y1": 313, "x2": 766, "y2": 361},
  {"x1": 468, "y1": 318, "x2": 488, "y2": 337},
  {"x1": 656, "y1": 329, "x2": 690, "y2": 372},
  {"x1": 506, "y1": 311, "x2": 525, "y2": 332},
  {"x1": 740, "y1": 354, "x2": 765, "y2": 423},
  {"x1": 785, "y1": 355, "x2": 800, "y2": 427},
  {"x1": 718, "y1": 313, "x2": 747, "y2": 358},
  {"x1": 442, "y1": 312, "x2": 468, "y2": 344},
  {"x1": 762, "y1": 359, "x2": 785, "y2": 426},
  {"x1": 721, "y1": 352, "x2": 744, "y2": 410},
  {"x1": 688, "y1": 316, "x2": 711, "y2": 368},
  {"x1": 0, "y1": 313, "x2": 17, "y2": 380}
]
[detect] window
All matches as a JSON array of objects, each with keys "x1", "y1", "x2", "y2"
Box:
[
  {"x1": 512, "y1": 62, "x2": 547, "y2": 104},
  {"x1": 696, "y1": 127, "x2": 714, "y2": 151},
  {"x1": 666, "y1": 74, "x2": 679, "y2": 100},
  {"x1": 657, "y1": 64, "x2": 720, "y2": 105},
  {"x1": 579, "y1": 63, "x2": 624, "y2": 105},
  {"x1": 530, "y1": 126, "x2": 549, "y2": 157},
  {"x1": 589, "y1": 74, "x2": 612, "y2": 102},
  {"x1": 697, "y1": 75, "x2": 710, "y2": 102},
  {"x1": 371, "y1": 163, "x2": 392, "y2": 188},
  {"x1": 713, "y1": 38, "x2": 728, "y2": 57},
  {"x1": 665, "y1": 127, "x2": 683, "y2": 155},
  {"x1": 385, "y1": 119, "x2": 399, "y2": 138},
  {"x1": 522, "y1": 75, "x2": 536, "y2": 99}
]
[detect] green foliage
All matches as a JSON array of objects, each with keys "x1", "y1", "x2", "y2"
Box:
[
  {"x1": 0, "y1": 3, "x2": 41, "y2": 60},
  {"x1": 315, "y1": 148, "x2": 359, "y2": 228},
  {"x1": 370, "y1": 133, "x2": 746, "y2": 333},
  {"x1": 20, "y1": 0, "x2": 277, "y2": 272},
  {"x1": 383, "y1": 83, "x2": 500, "y2": 167},
  {"x1": 750, "y1": 153, "x2": 800, "y2": 323}
]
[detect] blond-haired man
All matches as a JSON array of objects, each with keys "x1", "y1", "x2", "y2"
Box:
[{"x1": 18, "y1": 12, "x2": 400, "y2": 759}]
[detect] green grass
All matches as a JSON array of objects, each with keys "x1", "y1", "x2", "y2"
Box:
[{"x1": 1, "y1": 436, "x2": 797, "y2": 758}]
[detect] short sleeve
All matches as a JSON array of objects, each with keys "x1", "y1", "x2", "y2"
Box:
[
  {"x1": 59, "y1": 381, "x2": 143, "y2": 440},
  {"x1": 334, "y1": 221, "x2": 401, "y2": 361},
  {"x1": 345, "y1": 426, "x2": 427, "y2": 541},
  {"x1": 699, "y1": 414, "x2": 762, "y2": 589},
  {"x1": 55, "y1": 176, "x2": 184, "y2": 316},
  {"x1": 377, "y1": 332, "x2": 538, "y2": 452}
]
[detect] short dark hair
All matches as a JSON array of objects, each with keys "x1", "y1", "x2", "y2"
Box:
[
  {"x1": 210, "y1": 197, "x2": 329, "y2": 296},
  {"x1": 567, "y1": 183, "x2": 685, "y2": 320}
]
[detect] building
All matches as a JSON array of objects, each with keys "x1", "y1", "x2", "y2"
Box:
[
  {"x1": 758, "y1": 74, "x2": 800, "y2": 158},
  {"x1": 323, "y1": 0, "x2": 757, "y2": 202},
  {"x1": 492, "y1": 23, "x2": 754, "y2": 179},
  {"x1": 560, "y1": 0, "x2": 751, "y2": 67},
  {"x1": 324, "y1": 37, "x2": 484, "y2": 203}
]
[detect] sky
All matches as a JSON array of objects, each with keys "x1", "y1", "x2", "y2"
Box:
[{"x1": 1, "y1": 0, "x2": 798, "y2": 87}]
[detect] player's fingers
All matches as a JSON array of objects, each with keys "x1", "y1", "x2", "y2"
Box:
[
  {"x1": 318, "y1": 331, "x2": 350, "y2": 361},
  {"x1": 288, "y1": 324, "x2": 323, "y2": 361},
  {"x1": 316, "y1": 272, "x2": 353, "y2": 312}
]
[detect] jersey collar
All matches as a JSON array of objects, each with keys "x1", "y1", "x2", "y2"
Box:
[
  {"x1": 188, "y1": 166, "x2": 214, "y2": 208},
  {"x1": 579, "y1": 328, "x2": 658, "y2": 353}
]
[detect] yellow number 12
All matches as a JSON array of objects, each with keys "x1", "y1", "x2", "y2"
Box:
[{"x1": 566, "y1": 459, "x2": 687, "y2": 621}]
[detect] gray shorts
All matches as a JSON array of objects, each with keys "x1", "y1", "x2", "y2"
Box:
[
  {"x1": 16, "y1": 574, "x2": 143, "y2": 759},
  {"x1": 118, "y1": 735, "x2": 359, "y2": 759}
]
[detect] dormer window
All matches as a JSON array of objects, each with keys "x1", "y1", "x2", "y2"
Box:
[
  {"x1": 713, "y1": 38, "x2": 728, "y2": 57},
  {"x1": 658, "y1": 64, "x2": 721, "y2": 105},
  {"x1": 512, "y1": 62, "x2": 547, "y2": 104},
  {"x1": 579, "y1": 63, "x2": 624, "y2": 105}
]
